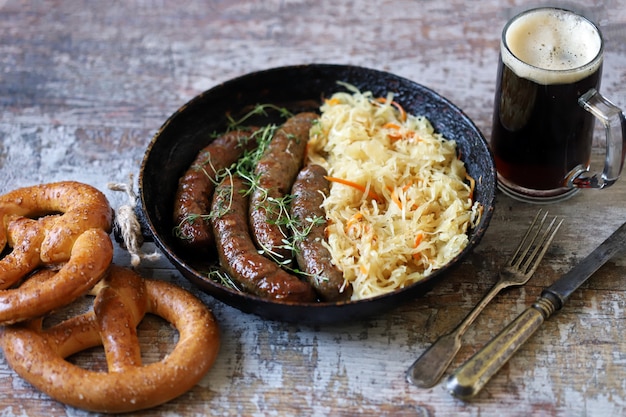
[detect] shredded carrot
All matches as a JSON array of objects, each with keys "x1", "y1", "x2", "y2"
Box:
[
  {"x1": 412, "y1": 233, "x2": 424, "y2": 260},
  {"x1": 325, "y1": 176, "x2": 382, "y2": 202},
  {"x1": 383, "y1": 122, "x2": 403, "y2": 141},
  {"x1": 375, "y1": 97, "x2": 387, "y2": 105},
  {"x1": 359, "y1": 264, "x2": 369, "y2": 275},
  {"x1": 414, "y1": 233, "x2": 424, "y2": 247},
  {"x1": 382, "y1": 122, "x2": 422, "y2": 143},
  {"x1": 390, "y1": 187, "x2": 402, "y2": 209},
  {"x1": 402, "y1": 181, "x2": 413, "y2": 192},
  {"x1": 325, "y1": 97, "x2": 341, "y2": 106},
  {"x1": 394, "y1": 101, "x2": 407, "y2": 122},
  {"x1": 375, "y1": 97, "x2": 407, "y2": 121},
  {"x1": 346, "y1": 212, "x2": 364, "y2": 229},
  {"x1": 383, "y1": 122, "x2": 401, "y2": 130}
]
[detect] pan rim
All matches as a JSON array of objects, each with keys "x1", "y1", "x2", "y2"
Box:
[{"x1": 138, "y1": 63, "x2": 496, "y2": 322}]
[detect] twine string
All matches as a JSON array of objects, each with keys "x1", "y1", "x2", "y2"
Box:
[{"x1": 107, "y1": 174, "x2": 161, "y2": 267}]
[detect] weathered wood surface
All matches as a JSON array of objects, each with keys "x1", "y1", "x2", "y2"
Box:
[{"x1": 1, "y1": 0, "x2": 626, "y2": 416}]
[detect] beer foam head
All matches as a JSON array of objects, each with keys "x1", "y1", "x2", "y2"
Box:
[{"x1": 502, "y1": 8, "x2": 603, "y2": 84}]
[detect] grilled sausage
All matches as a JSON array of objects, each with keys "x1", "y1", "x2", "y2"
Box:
[
  {"x1": 290, "y1": 164, "x2": 353, "y2": 301},
  {"x1": 248, "y1": 112, "x2": 318, "y2": 262},
  {"x1": 211, "y1": 175, "x2": 316, "y2": 302},
  {"x1": 173, "y1": 129, "x2": 257, "y2": 255}
]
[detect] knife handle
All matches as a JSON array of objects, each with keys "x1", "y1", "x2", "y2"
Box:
[{"x1": 446, "y1": 294, "x2": 559, "y2": 400}]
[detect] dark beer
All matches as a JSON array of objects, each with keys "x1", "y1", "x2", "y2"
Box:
[{"x1": 490, "y1": 8, "x2": 603, "y2": 200}]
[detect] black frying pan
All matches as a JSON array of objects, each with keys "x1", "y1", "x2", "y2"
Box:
[{"x1": 139, "y1": 64, "x2": 496, "y2": 324}]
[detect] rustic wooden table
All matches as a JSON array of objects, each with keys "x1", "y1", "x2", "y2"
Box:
[{"x1": 1, "y1": 1, "x2": 626, "y2": 416}]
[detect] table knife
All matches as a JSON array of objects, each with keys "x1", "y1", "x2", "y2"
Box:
[{"x1": 446, "y1": 220, "x2": 626, "y2": 400}]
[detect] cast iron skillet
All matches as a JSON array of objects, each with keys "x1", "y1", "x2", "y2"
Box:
[{"x1": 139, "y1": 64, "x2": 496, "y2": 324}]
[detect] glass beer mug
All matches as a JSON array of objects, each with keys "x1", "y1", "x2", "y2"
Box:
[{"x1": 490, "y1": 7, "x2": 626, "y2": 203}]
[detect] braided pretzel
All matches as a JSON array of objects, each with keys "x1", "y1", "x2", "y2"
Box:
[
  {"x1": 0, "y1": 181, "x2": 113, "y2": 263},
  {"x1": 0, "y1": 227, "x2": 113, "y2": 324},
  {"x1": 0, "y1": 214, "x2": 56, "y2": 289},
  {"x1": 0, "y1": 266, "x2": 221, "y2": 413},
  {"x1": 0, "y1": 181, "x2": 114, "y2": 323}
]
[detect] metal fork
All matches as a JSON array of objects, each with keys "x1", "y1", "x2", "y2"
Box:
[{"x1": 406, "y1": 210, "x2": 562, "y2": 388}]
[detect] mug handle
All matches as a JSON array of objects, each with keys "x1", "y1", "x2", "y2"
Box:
[{"x1": 569, "y1": 89, "x2": 626, "y2": 189}]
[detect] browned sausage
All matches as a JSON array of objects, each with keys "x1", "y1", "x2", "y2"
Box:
[
  {"x1": 290, "y1": 164, "x2": 353, "y2": 301},
  {"x1": 248, "y1": 112, "x2": 318, "y2": 263},
  {"x1": 173, "y1": 129, "x2": 257, "y2": 255},
  {"x1": 211, "y1": 175, "x2": 316, "y2": 302}
]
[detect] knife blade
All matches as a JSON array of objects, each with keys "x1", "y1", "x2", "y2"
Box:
[{"x1": 446, "y1": 220, "x2": 626, "y2": 400}]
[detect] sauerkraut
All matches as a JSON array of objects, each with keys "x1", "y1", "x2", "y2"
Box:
[{"x1": 307, "y1": 85, "x2": 482, "y2": 300}]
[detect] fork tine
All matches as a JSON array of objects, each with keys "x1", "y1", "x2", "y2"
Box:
[
  {"x1": 519, "y1": 215, "x2": 556, "y2": 271},
  {"x1": 521, "y1": 216, "x2": 563, "y2": 275},
  {"x1": 509, "y1": 210, "x2": 548, "y2": 268}
]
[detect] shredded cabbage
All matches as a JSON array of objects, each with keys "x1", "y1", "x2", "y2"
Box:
[{"x1": 307, "y1": 86, "x2": 483, "y2": 300}]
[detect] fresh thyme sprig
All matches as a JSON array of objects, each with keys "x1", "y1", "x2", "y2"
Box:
[
  {"x1": 173, "y1": 214, "x2": 206, "y2": 240},
  {"x1": 204, "y1": 265, "x2": 243, "y2": 291},
  {"x1": 226, "y1": 104, "x2": 293, "y2": 129},
  {"x1": 228, "y1": 124, "x2": 277, "y2": 191}
]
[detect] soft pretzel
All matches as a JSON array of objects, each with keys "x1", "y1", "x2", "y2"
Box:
[
  {"x1": 0, "y1": 181, "x2": 113, "y2": 263},
  {"x1": 0, "y1": 214, "x2": 56, "y2": 289},
  {"x1": 0, "y1": 266, "x2": 221, "y2": 413},
  {"x1": 0, "y1": 227, "x2": 113, "y2": 324}
]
